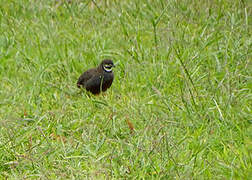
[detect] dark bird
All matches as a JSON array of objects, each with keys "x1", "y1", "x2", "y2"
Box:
[{"x1": 77, "y1": 59, "x2": 115, "y2": 95}]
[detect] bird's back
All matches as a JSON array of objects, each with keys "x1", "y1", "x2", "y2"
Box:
[{"x1": 77, "y1": 68, "x2": 97, "y2": 88}]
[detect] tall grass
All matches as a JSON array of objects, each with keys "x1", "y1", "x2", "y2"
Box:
[{"x1": 0, "y1": 0, "x2": 251, "y2": 178}]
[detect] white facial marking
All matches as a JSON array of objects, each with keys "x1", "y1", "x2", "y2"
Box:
[{"x1": 103, "y1": 64, "x2": 113, "y2": 72}]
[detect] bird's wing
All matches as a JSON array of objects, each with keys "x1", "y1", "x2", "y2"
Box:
[
  {"x1": 77, "y1": 68, "x2": 96, "y2": 87},
  {"x1": 85, "y1": 75, "x2": 102, "y2": 91}
]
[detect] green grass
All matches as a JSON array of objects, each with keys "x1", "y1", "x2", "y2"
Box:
[{"x1": 0, "y1": 0, "x2": 251, "y2": 179}]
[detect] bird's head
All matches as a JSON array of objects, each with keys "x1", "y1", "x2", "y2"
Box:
[{"x1": 100, "y1": 59, "x2": 115, "y2": 73}]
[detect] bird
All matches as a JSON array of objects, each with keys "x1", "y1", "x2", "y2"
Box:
[{"x1": 77, "y1": 59, "x2": 115, "y2": 95}]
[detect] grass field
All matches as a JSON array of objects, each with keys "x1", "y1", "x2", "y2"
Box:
[{"x1": 0, "y1": 0, "x2": 251, "y2": 179}]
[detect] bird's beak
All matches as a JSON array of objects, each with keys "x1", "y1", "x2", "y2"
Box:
[{"x1": 113, "y1": 61, "x2": 119, "y2": 67}]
